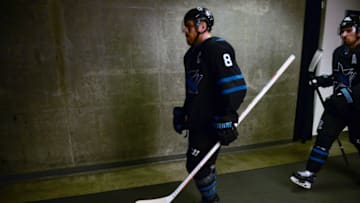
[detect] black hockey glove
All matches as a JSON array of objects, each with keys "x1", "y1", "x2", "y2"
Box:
[
  {"x1": 309, "y1": 75, "x2": 334, "y2": 88},
  {"x1": 173, "y1": 107, "x2": 188, "y2": 134},
  {"x1": 213, "y1": 118, "x2": 238, "y2": 146}
]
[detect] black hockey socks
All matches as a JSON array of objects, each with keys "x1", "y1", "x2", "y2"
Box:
[
  {"x1": 195, "y1": 171, "x2": 219, "y2": 203},
  {"x1": 306, "y1": 146, "x2": 329, "y2": 173}
]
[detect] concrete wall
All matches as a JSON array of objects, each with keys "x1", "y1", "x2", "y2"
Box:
[{"x1": 0, "y1": 0, "x2": 305, "y2": 175}]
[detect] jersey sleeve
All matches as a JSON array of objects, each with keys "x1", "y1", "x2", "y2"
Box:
[{"x1": 208, "y1": 39, "x2": 247, "y2": 122}]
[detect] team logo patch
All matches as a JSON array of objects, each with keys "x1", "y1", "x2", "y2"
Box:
[
  {"x1": 352, "y1": 53, "x2": 357, "y2": 64},
  {"x1": 186, "y1": 69, "x2": 203, "y2": 94},
  {"x1": 334, "y1": 62, "x2": 357, "y2": 87}
]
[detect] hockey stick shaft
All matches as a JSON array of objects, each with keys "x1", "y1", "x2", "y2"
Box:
[
  {"x1": 236, "y1": 54, "x2": 295, "y2": 126},
  {"x1": 135, "y1": 54, "x2": 295, "y2": 203}
]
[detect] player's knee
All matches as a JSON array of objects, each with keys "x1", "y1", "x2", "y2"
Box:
[
  {"x1": 315, "y1": 129, "x2": 335, "y2": 150},
  {"x1": 187, "y1": 163, "x2": 212, "y2": 179},
  {"x1": 186, "y1": 155, "x2": 215, "y2": 180},
  {"x1": 194, "y1": 168, "x2": 216, "y2": 186}
]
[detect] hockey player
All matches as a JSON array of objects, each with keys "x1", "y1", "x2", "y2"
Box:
[
  {"x1": 290, "y1": 15, "x2": 360, "y2": 189},
  {"x1": 172, "y1": 7, "x2": 247, "y2": 203}
]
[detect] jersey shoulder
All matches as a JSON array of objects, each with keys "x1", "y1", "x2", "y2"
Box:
[
  {"x1": 204, "y1": 37, "x2": 233, "y2": 49},
  {"x1": 355, "y1": 44, "x2": 360, "y2": 54},
  {"x1": 203, "y1": 37, "x2": 235, "y2": 57},
  {"x1": 333, "y1": 44, "x2": 346, "y2": 54},
  {"x1": 333, "y1": 44, "x2": 360, "y2": 59}
]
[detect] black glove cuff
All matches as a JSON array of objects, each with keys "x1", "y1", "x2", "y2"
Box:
[{"x1": 213, "y1": 121, "x2": 233, "y2": 129}]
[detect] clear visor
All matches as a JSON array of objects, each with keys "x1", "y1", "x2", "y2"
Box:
[{"x1": 181, "y1": 20, "x2": 186, "y2": 32}]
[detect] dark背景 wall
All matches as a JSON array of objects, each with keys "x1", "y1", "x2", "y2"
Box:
[{"x1": 0, "y1": 0, "x2": 305, "y2": 176}]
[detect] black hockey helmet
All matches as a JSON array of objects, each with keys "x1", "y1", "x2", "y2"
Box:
[
  {"x1": 183, "y1": 7, "x2": 214, "y2": 32},
  {"x1": 339, "y1": 15, "x2": 360, "y2": 34}
]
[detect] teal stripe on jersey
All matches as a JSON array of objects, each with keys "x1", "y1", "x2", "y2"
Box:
[{"x1": 222, "y1": 85, "x2": 247, "y2": 95}]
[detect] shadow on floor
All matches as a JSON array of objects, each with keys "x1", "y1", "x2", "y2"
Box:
[{"x1": 32, "y1": 153, "x2": 360, "y2": 203}]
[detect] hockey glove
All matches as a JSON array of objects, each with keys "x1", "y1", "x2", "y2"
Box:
[
  {"x1": 309, "y1": 75, "x2": 334, "y2": 88},
  {"x1": 213, "y1": 118, "x2": 238, "y2": 146},
  {"x1": 173, "y1": 106, "x2": 187, "y2": 134}
]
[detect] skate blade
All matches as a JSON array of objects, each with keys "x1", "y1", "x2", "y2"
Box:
[{"x1": 290, "y1": 176, "x2": 311, "y2": 189}]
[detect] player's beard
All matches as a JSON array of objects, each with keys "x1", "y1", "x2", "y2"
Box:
[
  {"x1": 186, "y1": 32, "x2": 200, "y2": 46},
  {"x1": 185, "y1": 33, "x2": 195, "y2": 46},
  {"x1": 343, "y1": 36, "x2": 360, "y2": 48}
]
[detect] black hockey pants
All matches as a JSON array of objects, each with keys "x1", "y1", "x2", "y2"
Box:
[{"x1": 306, "y1": 108, "x2": 360, "y2": 173}]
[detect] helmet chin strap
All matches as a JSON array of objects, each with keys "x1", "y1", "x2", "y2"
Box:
[{"x1": 191, "y1": 20, "x2": 208, "y2": 46}]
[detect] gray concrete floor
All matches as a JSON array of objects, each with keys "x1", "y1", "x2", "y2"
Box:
[{"x1": 0, "y1": 135, "x2": 356, "y2": 203}]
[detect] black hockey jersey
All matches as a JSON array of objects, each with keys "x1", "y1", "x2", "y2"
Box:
[
  {"x1": 183, "y1": 37, "x2": 247, "y2": 131},
  {"x1": 332, "y1": 44, "x2": 360, "y2": 104}
]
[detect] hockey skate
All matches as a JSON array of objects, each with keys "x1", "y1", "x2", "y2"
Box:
[{"x1": 290, "y1": 170, "x2": 316, "y2": 189}]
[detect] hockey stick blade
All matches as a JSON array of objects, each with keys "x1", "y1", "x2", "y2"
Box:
[
  {"x1": 135, "y1": 142, "x2": 221, "y2": 203},
  {"x1": 308, "y1": 49, "x2": 323, "y2": 73},
  {"x1": 135, "y1": 54, "x2": 296, "y2": 203},
  {"x1": 135, "y1": 196, "x2": 171, "y2": 203}
]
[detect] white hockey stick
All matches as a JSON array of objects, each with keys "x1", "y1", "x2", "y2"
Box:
[
  {"x1": 135, "y1": 54, "x2": 296, "y2": 203},
  {"x1": 236, "y1": 54, "x2": 296, "y2": 126},
  {"x1": 308, "y1": 49, "x2": 323, "y2": 73}
]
